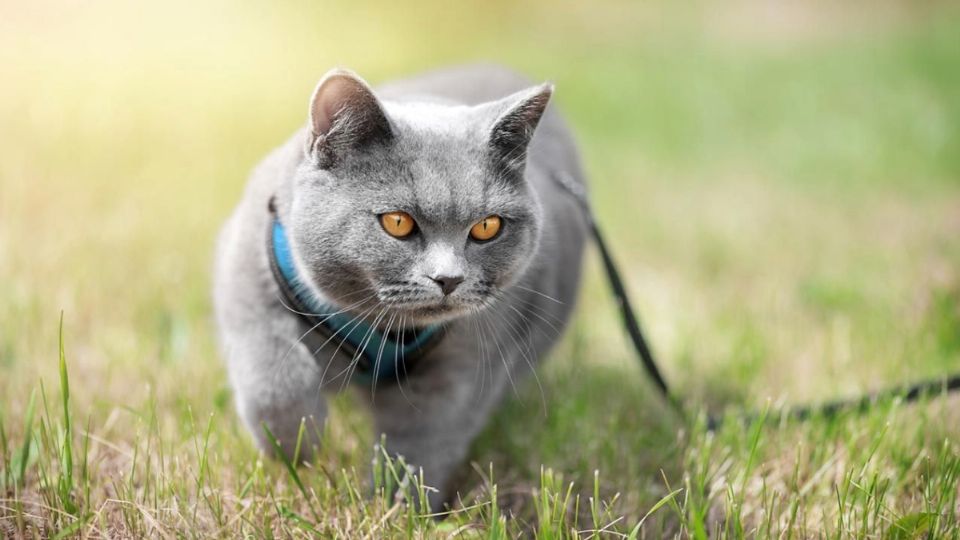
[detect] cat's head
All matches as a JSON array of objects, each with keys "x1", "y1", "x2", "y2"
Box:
[{"x1": 287, "y1": 68, "x2": 551, "y2": 325}]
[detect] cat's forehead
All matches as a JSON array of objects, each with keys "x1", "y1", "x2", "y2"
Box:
[
  {"x1": 385, "y1": 101, "x2": 488, "y2": 134},
  {"x1": 369, "y1": 102, "x2": 522, "y2": 221},
  {"x1": 367, "y1": 150, "x2": 521, "y2": 224}
]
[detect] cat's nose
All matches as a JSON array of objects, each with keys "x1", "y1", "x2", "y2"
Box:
[{"x1": 429, "y1": 275, "x2": 464, "y2": 296}]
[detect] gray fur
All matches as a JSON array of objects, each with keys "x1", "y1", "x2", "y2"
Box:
[{"x1": 214, "y1": 64, "x2": 588, "y2": 511}]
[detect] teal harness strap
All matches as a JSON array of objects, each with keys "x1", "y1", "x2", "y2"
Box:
[{"x1": 267, "y1": 211, "x2": 443, "y2": 385}]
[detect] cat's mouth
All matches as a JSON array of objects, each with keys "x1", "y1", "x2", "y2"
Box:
[
  {"x1": 380, "y1": 296, "x2": 487, "y2": 324},
  {"x1": 393, "y1": 300, "x2": 464, "y2": 316},
  {"x1": 369, "y1": 280, "x2": 499, "y2": 324}
]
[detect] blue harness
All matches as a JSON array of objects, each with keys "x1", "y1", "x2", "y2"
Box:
[{"x1": 267, "y1": 207, "x2": 444, "y2": 385}]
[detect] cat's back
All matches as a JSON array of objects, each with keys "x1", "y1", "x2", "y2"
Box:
[{"x1": 376, "y1": 63, "x2": 536, "y2": 105}]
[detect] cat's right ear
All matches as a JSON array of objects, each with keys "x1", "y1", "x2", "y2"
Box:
[
  {"x1": 487, "y1": 83, "x2": 553, "y2": 176},
  {"x1": 305, "y1": 69, "x2": 393, "y2": 169}
]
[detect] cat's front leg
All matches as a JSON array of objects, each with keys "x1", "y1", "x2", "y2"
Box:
[
  {"x1": 368, "y1": 363, "x2": 505, "y2": 513},
  {"x1": 226, "y1": 329, "x2": 329, "y2": 463}
]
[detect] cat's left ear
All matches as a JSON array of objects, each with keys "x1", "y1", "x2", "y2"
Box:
[
  {"x1": 306, "y1": 68, "x2": 393, "y2": 169},
  {"x1": 488, "y1": 83, "x2": 553, "y2": 175}
]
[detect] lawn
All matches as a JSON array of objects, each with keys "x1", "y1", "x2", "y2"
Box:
[{"x1": 1, "y1": 0, "x2": 959, "y2": 537}]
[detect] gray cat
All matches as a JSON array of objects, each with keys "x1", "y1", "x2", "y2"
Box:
[{"x1": 213, "y1": 64, "x2": 588, "y2": 511}]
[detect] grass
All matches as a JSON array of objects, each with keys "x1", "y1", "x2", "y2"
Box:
[{"x1": 2, "y1": 0, "x2": 960, "y2": 536}]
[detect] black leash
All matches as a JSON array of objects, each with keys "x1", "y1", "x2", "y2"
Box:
[{"x1": 550, "y1": 172, "x2": 960, "y2": 429}]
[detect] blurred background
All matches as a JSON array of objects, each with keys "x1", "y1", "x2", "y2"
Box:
[{"x1": 1, "y1": 0, "x2": 959, "y2": 526}]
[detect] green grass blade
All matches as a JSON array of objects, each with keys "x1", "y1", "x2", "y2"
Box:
[
  {"x1": 57, "y1": 312, "x2": 77, "y2": 515},
  {"x1": 279, "y1": 505, "x2": 321, "y2": 535},
  {"x1": 628, "y1": 487, "x2": 684, "y2": 539},
  {"x1": 17, "y1": 388, "x2": 37, "y2": 487},
  {"x1": 51, "y1": 513, "x2": 92, "y2": 540},
  {"x1": 261, "y1": 422, "x2": 320, "y2": 523}
]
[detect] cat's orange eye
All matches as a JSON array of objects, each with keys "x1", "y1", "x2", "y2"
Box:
[
  {"x1": 380, "y1": 212, "x2": 416, "y2": 238},
  {"x1": 469, "y1": 215, "x2": 502, "y2": 242}
]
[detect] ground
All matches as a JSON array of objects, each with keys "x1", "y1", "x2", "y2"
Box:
[{"x1": 1, "y1": 0, "x2": 959, "y2": 537}]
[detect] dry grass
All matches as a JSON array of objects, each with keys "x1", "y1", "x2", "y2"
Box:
[{"x1": 2, "y1": 0, "x2": 959, "y2": 537}]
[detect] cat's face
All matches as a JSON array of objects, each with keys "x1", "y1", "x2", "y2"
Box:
[{"x1": 287, "y1": 69, "x2": 551, "y2": 325}]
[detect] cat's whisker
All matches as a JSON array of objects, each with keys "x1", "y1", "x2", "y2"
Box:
[
  {"x1": 336, "y1": 307, "x2": 388, "y2": 393},
  {"x1": 393, "y1": 314, "x2": 420, "y2": 412},
  {"x1": 272, "y1": 293, "x2": 377, "y2": 390},
  {"x1": 479, "y1": 304, "x2": 495, "y2": 391},
  {"x1": 493, "y1": 303, "x2": 547, "y2": 415},
  {"x1": 276, "y1": 287, "x2": 374, "y2": 318},
  {"x1": 316, "y1": 302, "x2": 381, "y2": 390},
  {"x1": 331, "y1": 307, "x2": 384, "y2": 389},
  {"x1": 283, "y1": 293, "x2": 375, "y2": 359},
  {"x1": 370, "y1": 310, "x2": 398, "y2": 402},
  {"x1": 501, "y1": 289, "x2": 565, "y2": 334},
  {"x1": 471, "y1": 314, "x2": 483, "y2": 400},
  {"x1": 479, "y1": 310, "x2": 520, "y2": 401},
  {"x1": 500, "y1": 304, "x2": 563, "y2": 351},
  {"x1": 472, "y1": 309, "x2": 490, "y2": 403},
  {"x1": 513, "y1": 284, "x2": 565, "y2": 305},
  {"x1": 502, "y1": 288, "x2": 566, "y2": 324},
  {"x1": 355, "y1": 307, "x2": 391, "y2": 386}
]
